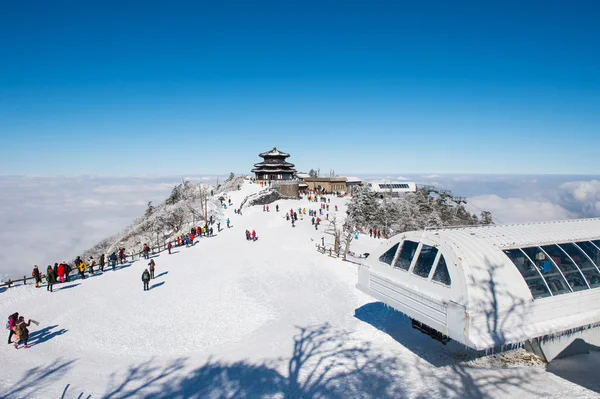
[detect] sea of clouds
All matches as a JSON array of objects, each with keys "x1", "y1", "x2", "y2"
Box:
[
  {"x1": 1, "y1": 174, "x2": 599, "y2": 281},
  {"x1": 0, "y1": 175, "x2": 224, "y2": 281}
]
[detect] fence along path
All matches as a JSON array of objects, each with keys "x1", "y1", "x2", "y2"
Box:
[{"x1": 0, "y1": 240, "x2": 181, "y2": 289}]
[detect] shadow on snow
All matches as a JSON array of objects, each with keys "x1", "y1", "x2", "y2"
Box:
[
  {"x1": 28, "y1": 324, "x2": 68, "y2": 346},
  {"x1": 101, "y1": 323, "x2": 408, "y2": 399}
]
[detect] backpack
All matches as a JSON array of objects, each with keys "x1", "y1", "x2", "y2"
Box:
[{"x1": 13, "y1": 322, "x2": 23, "y2": 336}]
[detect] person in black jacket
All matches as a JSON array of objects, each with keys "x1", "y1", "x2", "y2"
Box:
[
  {"x1": 99, "y1": 254, "x2": 105, "y2": 272},
  {"x1": 32, "y1": 266, "x2": 41, "y2": 288},
  {"x1": 64, "y1": 262, "x2": 71, "y2": 282},
  {"x1": 142, "y1": 269, "x2": 150, "y2": 291}
]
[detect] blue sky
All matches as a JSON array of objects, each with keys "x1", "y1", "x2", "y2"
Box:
[{"x1": 1, "y1": 1, "x2": 599, "y2": 175}]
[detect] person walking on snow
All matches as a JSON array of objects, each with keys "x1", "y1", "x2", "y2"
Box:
[
  {"x1": 7, "y1": 312, "x2": 18, "y2": 344},
  {"x1": 64, "y1": 262, "x2": 72, "y2": 282},
  {"x1": 99, "y1": 254, "x2": 106, "y2": 272},
  {"x1": 46, "y1": 265, "x2": 56, "y2": 292},
  {"x1": 148, "y1": 259, "x2": 156, "y2": 279},
  {"x1": 251, "y1": 230, "x2": 257, "y2": 241},
  {"x1": 226, "y1": 218, "x2": 230, "y2": 228},
  {"x1": 13, "y1": 316, "x2": 32, "y2": 349},
  {"x1": 168, "y1": 241, "x2": 172, "y2": 254},
  {"x1": 142, "y1": 269, "x2": 151, "y2": 291},
  {"x1": 32, "y1": 265, "x2": 41, "y2": 288},
  {"x1": 77, "y1": 258, "x2": 86, "y2": 280},
  {"x1": 109, "y1": 252, "x2": 118, "y2": 270},
  {"x1": 57, "y1": 263, "x2": 65, "y2": 283}
]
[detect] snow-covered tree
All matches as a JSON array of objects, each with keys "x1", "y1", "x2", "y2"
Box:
[{"x1": 345, "y1": 186, "x2": 492, "y2": 236}]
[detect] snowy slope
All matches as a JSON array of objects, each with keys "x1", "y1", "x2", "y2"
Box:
[{"x1": 0, "y1": 181, "x2": 597, "y2": 398}]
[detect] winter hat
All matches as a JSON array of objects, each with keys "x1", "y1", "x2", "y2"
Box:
[{"x1": 34, "y1": 265, "x2": 38, "y2": 269}]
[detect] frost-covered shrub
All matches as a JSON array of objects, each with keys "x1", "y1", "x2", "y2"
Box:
[{"x1": 346, "y1": 187, "x2": 489, "y2": 236}]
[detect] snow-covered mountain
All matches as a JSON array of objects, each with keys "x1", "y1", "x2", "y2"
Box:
[
  {"x1": 0, "y1": 180, "x2": 595, "y2": 398},
  {"x1": 81, "y1": 176, "x2": 249, "y2": 260}
]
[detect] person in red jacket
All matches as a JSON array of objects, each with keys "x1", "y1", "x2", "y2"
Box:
[
  {"x1": 251, "y1": 230, "x2": 257, "y2": 241},
  {"x1": 57, "y1": 263, "x2": 65, "y2": 283}
]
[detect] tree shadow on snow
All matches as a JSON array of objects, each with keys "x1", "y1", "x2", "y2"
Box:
[
  {"x1": 28, "y1": 324, "x2": 68, "y2": 346},
  {"x1": 150, "y1": 281, "x2": 165, "y2": 290},
  {"x1": 154, "y1": 271, "x2": 168, "y2": 279},
  {"x1": 2, "y1": 358, "x2": 76, "y2": 398},
  {"x1": 101, "y1": 323, "x2": 408, "y2": 399}
]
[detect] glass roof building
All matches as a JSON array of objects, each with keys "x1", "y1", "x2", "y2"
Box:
[{"x1": 357, "y1": 218, "x2": 600, "y2": 361}]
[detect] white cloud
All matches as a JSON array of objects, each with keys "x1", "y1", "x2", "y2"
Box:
[
  {"x1": 92, "y1": 183, "x2": 174, "y2": 194},
  {"x1": 468, "y1": 195, "x2": 573, "y2": 224},
  {"x1": 558, "y1": 180, "x2": 600, "y2": 217}
]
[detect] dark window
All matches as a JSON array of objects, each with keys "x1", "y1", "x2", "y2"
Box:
[
  {"x1": 541, "y1": 245, "x2": 588, "y2": 291},
  {"x1": 379, "y1": 243, "x2": 399, "y2": 265},
  {"x1": 564, "y1": 243, "x2": 600, "y2": 288},
  {"x1": 394, "y1": 240, "x2": 419, "y2": 270},
  {"x1": 432, "y1": 255, "x2": 451, "y2": 286},
  {"x1": 504, "y1": 249, "x2": 551, "y2": 299},
  {"x1": 521, "y1": 247, "x2": 570, "y2": 295},
  {"x1": 413, "y1": 245, "x2": 438, "y2": 278},
  {"x1": 577, "y1": 241, "x2": 600, "y2": 269}
]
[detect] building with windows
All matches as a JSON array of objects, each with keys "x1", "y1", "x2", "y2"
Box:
[
  {"x1": 356, "y1": 218, "x2": 600, "y2": 361},
  {"x1": 366, "y1": 181, "x2": 417, "y2": 196},
  {"x1": 300, "y1": 177, "x2": 348, "y2": 193},
  {"x1": 252, "y1": 147, "x2": 297, "y2": 181}
]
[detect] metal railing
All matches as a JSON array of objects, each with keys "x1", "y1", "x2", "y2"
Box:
[{"x1": 0, "y1": 237, "x2": 206, "y2": 289}]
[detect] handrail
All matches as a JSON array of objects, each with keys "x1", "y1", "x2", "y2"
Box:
[{"x1": 0, "y1": 236, "x2": 207, "y2": 289}]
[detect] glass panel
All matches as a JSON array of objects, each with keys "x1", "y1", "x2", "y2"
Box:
[
  {"x1": 577, "y1": 241, "x2": 600, "y2": 268},
  {"x1": 541, "y1": 245, "x2": 588, "y2": 291},
  {"x1": 394, "y1": 240, "x2": 419, "y2": 270},
  {"x1": 432, "y1": 255, "x2": 451, "y2": 286},
  {"x1": 560, "y1": 243, "x2": 600, "y2": 288},
  {"x1": 504, "y1": 249, "x2": 551, "y2": 299},
  {"x1": 521, "y1": 247, "x2": 570, "y2": 295},
  {"x1": 592, "y1": 240, "x2": 600, "y2": 249},
  {"x1": 413, "y1": 245, "x2": 438, "y2": 278},
  {"x1": 378, "y1": 243, "x2": 399, "y2": 265}
]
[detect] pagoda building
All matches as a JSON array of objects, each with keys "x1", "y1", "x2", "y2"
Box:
[{"x1": 252, "y1": 147, "x2": 297, "y2": 181}]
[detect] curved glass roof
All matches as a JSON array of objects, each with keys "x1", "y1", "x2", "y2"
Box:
[{"x1": 504, "y1": 240, "x2": 600, "y2": 299}]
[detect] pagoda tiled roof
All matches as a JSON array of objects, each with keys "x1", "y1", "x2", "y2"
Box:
[
  {"x1": 259, "y1": 147, "x2": 290, "y2": 158},
  {"x1": 253, "y1": 161, "x2": 295, "y2": 168}
]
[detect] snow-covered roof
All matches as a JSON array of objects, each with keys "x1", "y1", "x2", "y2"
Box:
[
  {"x1": 367, "y1": 181, "x2": 417, "y2": 192},
  {"x1": 345, "y1": 176, "x2": 362, "y2": 183},
  {"x1": 432, "y1": 218, "x2": 600, "y2": 249},
  {"x1": 358, "y1": 218, "x2": 600, "y2": 351},
  {"x1": 296, "y1": 173, "x2": 310, "y2": 179},
  {"x1": 259, "y1": 147, "x2": 290, "y2": 158}
]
